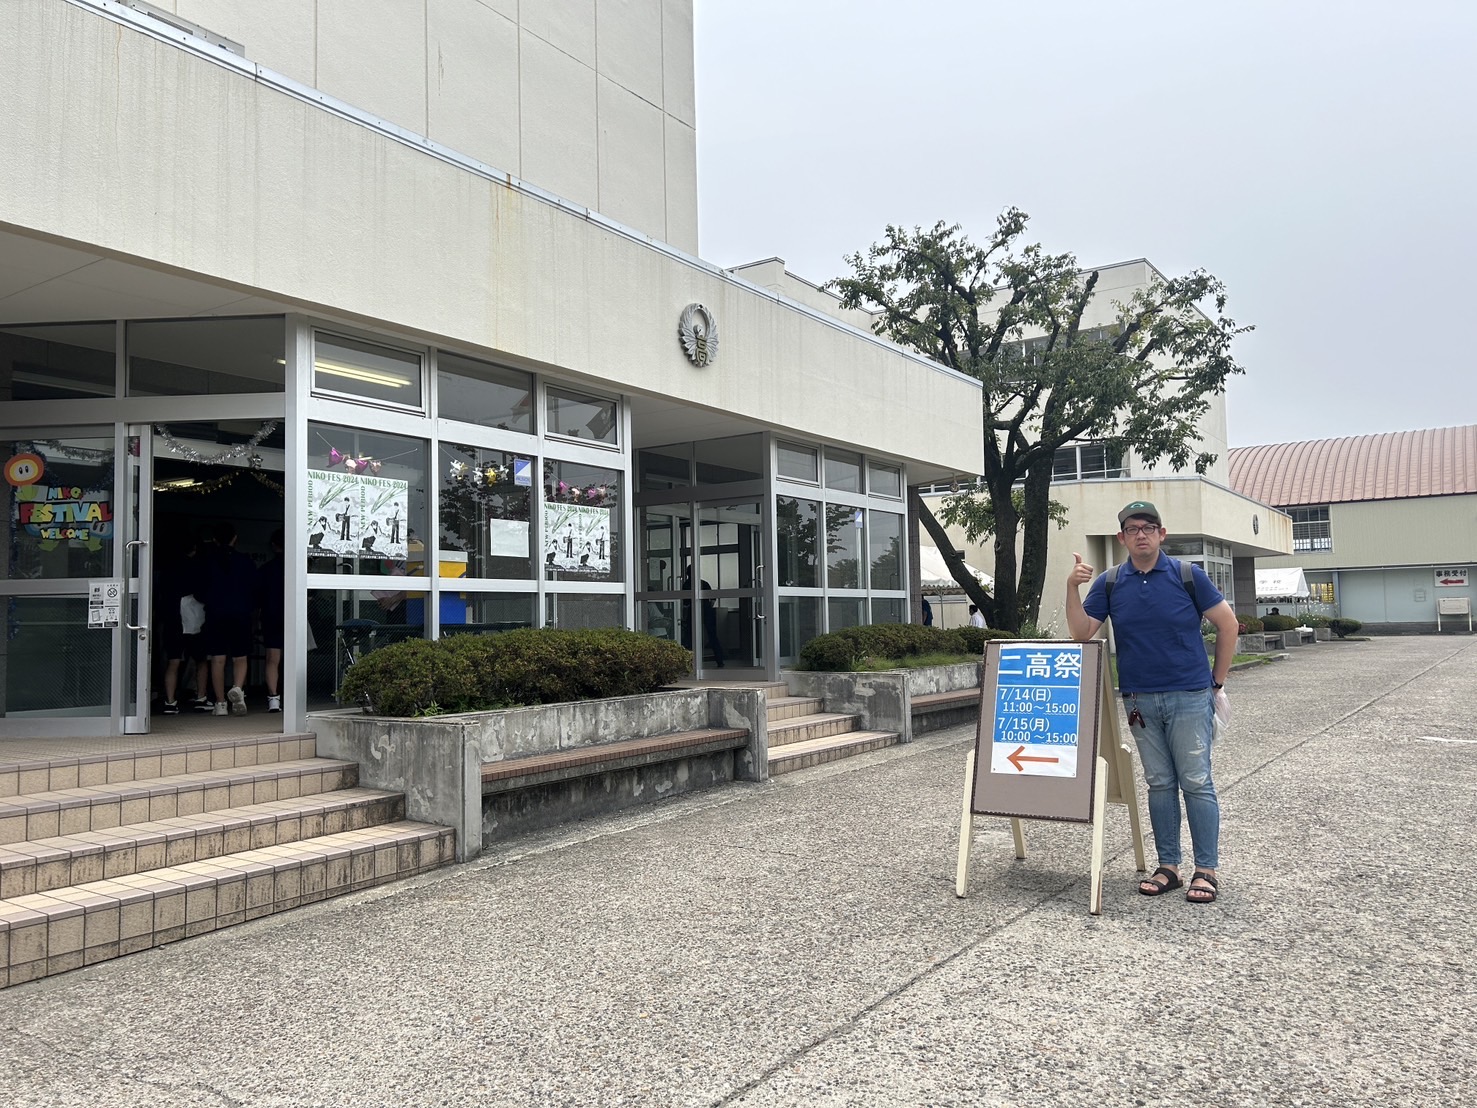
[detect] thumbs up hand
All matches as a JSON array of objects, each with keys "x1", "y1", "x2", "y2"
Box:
[{"x1": 1067, "y1": 552, "x2": 1094, "y2": 589}]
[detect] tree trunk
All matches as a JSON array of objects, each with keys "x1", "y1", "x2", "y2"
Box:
[
  {"x1": 1015, "y1": 462, "x2": 1055, "y2": 631},
  {"x1": 910, "y1": 490, "x2": 994, "y2": 621},
  {"x1": 988, "y1": 477, "x2": 1020, "y2": 633}
]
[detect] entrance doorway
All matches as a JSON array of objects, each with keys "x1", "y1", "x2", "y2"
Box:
[
  {"x1": 638, "y1": 497, "x2": 767, "y2": 679},
  {"x1": 128, "y1": 420, "x2": 287, "y2": 735}
]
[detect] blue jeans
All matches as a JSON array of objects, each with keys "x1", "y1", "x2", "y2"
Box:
[{"x1": 1124, "y1": 689, "x2": 1219, "y2": 870}]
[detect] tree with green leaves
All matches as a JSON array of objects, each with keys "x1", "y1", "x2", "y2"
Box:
[{"x1": 830, "y1": 209, "x2": 1249, "y2": 632}]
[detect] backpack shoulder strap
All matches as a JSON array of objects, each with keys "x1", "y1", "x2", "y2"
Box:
[
  {"x1": 1103, "y1": 560, "x2": 1127, "y2": 612},
  {"x1": 1174, "y1": 558, "x2": 1197, "y2": 605}
]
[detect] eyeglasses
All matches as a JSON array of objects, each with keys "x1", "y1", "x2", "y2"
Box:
[{"x1": 1121, "y1": 524, "x2": 1161, "y2": 537}]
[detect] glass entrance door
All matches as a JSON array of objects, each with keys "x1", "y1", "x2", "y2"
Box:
[
  {"x1": 123, "y1": 426, "x2": 153, "y2": 733},
  {"x1": 693, "y1": 499, "x2": 765, "y2": 675}
]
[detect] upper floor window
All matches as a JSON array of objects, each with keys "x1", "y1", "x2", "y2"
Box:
[
  {"x1": 313, "y1": 333, "x2": 424, "y2": 410},
  {"x1": 777, "y1": 442, "x2": 819, "y2": 484},
  {"x1": 437, "y1": 353, "x2": 533, "y2": 434},
  {"x1": 546, "y1": 387, "x2": 618, "y2": 445},
  {"x1": 1289, "y1": 505, "x2": 1332, "y2": 552},
  {"x1": 1052, "y1": 442, "x2": 1126, "y2": 481}
]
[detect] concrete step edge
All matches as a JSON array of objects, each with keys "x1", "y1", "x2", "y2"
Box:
[
  {"x1": 0, "y1": 788, "x2": 409, "y2": 895},
  {"x1": 1, "y1": 821, "x2": 456, "y2": 987}
]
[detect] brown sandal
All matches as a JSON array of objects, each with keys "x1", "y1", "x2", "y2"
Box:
[
  {"x1": 1186, "y1": 871, "x2": 1219, "y2": 904},
  {"x1": 1138, "y1": 866, "x2": 1183, "y2": 896}
]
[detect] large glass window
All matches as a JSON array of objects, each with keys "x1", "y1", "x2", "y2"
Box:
[
  {"x1": 437, "y1": 353, "x2": 534, "y2": 433},
  {"x1": 868, "y1": 510, "x2": 903, "y2": 591},
  {"x1": 313, "y1": 333, "x2": 423, "y2": 409},
  {"x1": 1290, "y1": 506, "x2": 1333, "y2": 552},
  {"x1": 0, "y1": 324, "x2": 116, "y2": 401},
  {"x1": 828, "y1": 597, "x2": 865, "y2": 631},
  {"x1": 546, "y1": 387, "x2": 618, "y2": 445},
  {"x1": 542, "y1": 460, "x2": 621, "y2": 583},
  {"x1": 2, "y1": 433, "x2": 115, "y2": 581},
  {"x1": 872, "y1": 598, "x2": 906, "y2": 625},
  {"x1": 1, "y1": 596, "x2": 111, "y2": 717},
  {"x1": 545, "y1": 593, "x2": 623, "y2": 630},
  {"x1": 458, "y1": 592, "x2": 537, "y2": 633},
  {"x1": 306, "y1": 423, "x2": 427, "y2": 578},
  {"x1": 825, "y1": 504, "x2": 863, "y2": 589},
  {"x1": 128, "y1": 317, "x2": 285, "y2": 396},
  {"x1": 777, "y1": 596, "x2": 821, "y2": 665},
  {"x1": 307, "y1": 587, "x2": 427, "y2": 708},
  {"x1": 437, "y1": 443, "x2": 535, "y2": 580},
  {"x1": 776, "y1": 496, "x2": 819, "y2": 588},
  {"x1": 1052, "y1": 442, "x2": 1126, "y2": 481}
]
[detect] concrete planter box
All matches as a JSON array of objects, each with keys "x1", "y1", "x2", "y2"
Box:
[
  {"x1": 784, "y1": 661, "x2": 984, "y2": 741},
  {"x1": 312, "y1": 686, "x2": 768, "y2": 862},
  {"x1": 1237, "y1": 633, "x2": 1269, "y2": 653}
]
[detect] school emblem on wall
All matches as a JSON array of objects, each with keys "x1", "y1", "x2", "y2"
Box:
[{"x1": 678, "y1": 303, "x2": 718, "y2": 367}]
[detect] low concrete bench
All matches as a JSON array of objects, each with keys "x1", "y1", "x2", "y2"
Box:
[
  {"x1": 480, "y1": 726, "x2": 750, "y2": 839},
  {"x1": 911, "y1": 686, "x2": 982, "y2": 734}
]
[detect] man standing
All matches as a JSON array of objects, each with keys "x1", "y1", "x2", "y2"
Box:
[
  {"x1": 1065, "y1": 501, "x2": 1239, "y2": 904},
  {"x1": 967, "y1": 604, "x2": 986, "y2": 629}
]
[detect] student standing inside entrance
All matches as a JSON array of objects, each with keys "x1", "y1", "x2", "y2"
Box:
[{"x1": 1064, "y1": 501, "x2": 1239, "y2": 905}]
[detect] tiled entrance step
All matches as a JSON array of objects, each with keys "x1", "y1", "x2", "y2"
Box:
[
  {"x1": 0, "y1": 734, "x2": 454, "y2": 987},
  {"x1": 764, "y1": 684, "x2": 900, "y2": 775}
]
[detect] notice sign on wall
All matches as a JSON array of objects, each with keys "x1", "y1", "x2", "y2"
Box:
[
  {"x1": 971, "y1": 639, "x2": 1106, "y2": 824},
  {"x1": 990, "y1": 644, "x2": 1084, "y2": 779},
  {"x1": 1435, "y1": 567, "x2": 1469, "y2": 588}
]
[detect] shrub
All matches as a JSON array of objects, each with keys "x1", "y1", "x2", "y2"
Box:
[
  {"x1": 1329, "y1": 617, "x2": 1363, "y2": 639},
  {"x1": 336, "y1": 637, "x2": 481, "y2": 717},
  {"x1": 1261, "y1": 613, "x2": 1298, "y2": 632},
  {"x1": 1299, "y1": 614, "x2": 1331, "y2": 628},
  {"x1": 1236, "y1": 613, "x2": 1264, "y2": 633},
  {"x1": 445, "y1": 627, "x2": 691, "y2": 706},
  {"x1": 339, "y1": 628, "x2": 693, "y2": 715},
  {"x1": 798, "y1": 623, "x2": 1014, "y2": 671}
]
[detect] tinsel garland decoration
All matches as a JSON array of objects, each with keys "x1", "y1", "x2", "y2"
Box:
[
  {"x1": 28, "y1": 439, "x2": 114, "y2": 462},
  {"x1": 156, "y1": 421, "x2": 279, "y2": 464}
]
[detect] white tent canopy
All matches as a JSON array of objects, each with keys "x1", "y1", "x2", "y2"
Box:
[
  {"x1": 919, "y1": 545, "x2": 993, "y2": 590},
  {"x1": 1256, "y1": 567, "x2": 1310, "y2": 600}
]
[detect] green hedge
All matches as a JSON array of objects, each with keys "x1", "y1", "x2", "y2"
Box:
[
  {"x1": 1261, "y1": 613, "x2": 1298, "y2": 631},
  {"x1": 1236, "y1": 613, "x2": 1264, "y2": 633},
  {"x1": 796, "y1": 623, "x2": 1015, "y2": 672},
  {"x1": 1299, "y1": 614, "x2": 1331, "y2": 628},
  {"x1": 1329, "y1": 617, "x2": 1363, "y2": 639},
  {"x1": 337, "y1": 628, "x2": 692, "y2": 716}
]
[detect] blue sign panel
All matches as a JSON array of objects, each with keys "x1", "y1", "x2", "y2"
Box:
[{"x1": 989, "y1": 643, "x2": 1084, "y2": 778}]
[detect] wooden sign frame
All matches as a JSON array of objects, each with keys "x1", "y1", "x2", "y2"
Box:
[{"x1": 955, "y1": 639, "x2": 1146, "y2": 915}]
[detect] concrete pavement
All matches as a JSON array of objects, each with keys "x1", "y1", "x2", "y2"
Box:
[{"x1": 2, "y1": 635, "x2": 1474, "y2": 1107}]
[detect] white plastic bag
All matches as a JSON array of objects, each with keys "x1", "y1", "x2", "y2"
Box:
[
  {"x1": 1212, "y1": 688, "x2": 1231, "y2": 736},
  {"x1": 180, "y1": 594, "x2": 206, "y2": 636}
]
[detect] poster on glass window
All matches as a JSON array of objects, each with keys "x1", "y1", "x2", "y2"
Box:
[
  {"x1": 306, "y1": 469, "x2": 408, "y2": 561},
  {"x1": 542, "y1": 502, "x2": 611, "y2": 575}
]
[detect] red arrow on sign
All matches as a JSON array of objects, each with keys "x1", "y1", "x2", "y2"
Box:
[{"x1": 1007, "y1": 745, "x2": 1059, "y2": 773}]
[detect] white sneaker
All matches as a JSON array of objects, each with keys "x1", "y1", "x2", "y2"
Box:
[
  {"x1": 227, "y1": 686, "x2": 247, "y2": 716},
  {"x1": 267, "y1": 695, "x2": 282, "y2": 713},
  {"x1": 213, "y1": 701, "x2": 228, "y2": 716}
]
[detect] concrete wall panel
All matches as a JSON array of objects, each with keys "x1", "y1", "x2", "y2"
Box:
[
  {"x1": 597, "y1": 77, "x2": 667, "y2": 242},
  {"x1": 660, "y1": 0, "x2": 695, "y2": 126},
  {"x1": 178, "y1": 0, "x2": 317, "y2": 87},
  {"x1": 663, "y1": 116, "x2": 699, "y2": 254},
  {"x1": 428, "y1": 0, "x2": 521, "y2": 176},
  {"x1": 519, "y1": 29, "x2": 600, "y2": 212},
  {"x1": 597, "y1": 0, "x2": 664, "y2": 107},
  {"x1": 521, "y1": 0, "x2": 596, "y2": 67},
  {"x1": 317, "y1": 0, "x2": 428, "y2": 134}
]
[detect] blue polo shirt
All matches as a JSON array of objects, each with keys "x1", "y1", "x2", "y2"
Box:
[{"x1": 1082, "y1": 553, "x2": 1224, "y2": 693}]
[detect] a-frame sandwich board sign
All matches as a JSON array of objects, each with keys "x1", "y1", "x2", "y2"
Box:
[{"x1": 954, "y1": 638, "x2": 1146, "y2": 915}]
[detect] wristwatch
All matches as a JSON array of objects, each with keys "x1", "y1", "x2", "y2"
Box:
[{"x1": 1212, "y1": 681, "x2": 1224, "y2": 689}]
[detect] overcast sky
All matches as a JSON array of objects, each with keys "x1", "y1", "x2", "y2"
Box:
[{"x1": 693, "y1": 1, "x2": 1477, "y2": 448}]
